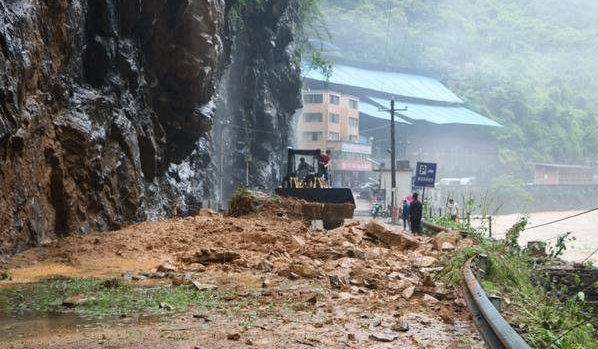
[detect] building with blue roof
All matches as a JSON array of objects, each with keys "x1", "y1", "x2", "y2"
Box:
[{"x1": 300, "y1": 61, "x2": 502, "y2": 182}]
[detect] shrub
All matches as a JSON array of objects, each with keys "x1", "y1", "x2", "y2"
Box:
[{"x1": 228, "y1": 187, "x2": 256, "y2": 217}]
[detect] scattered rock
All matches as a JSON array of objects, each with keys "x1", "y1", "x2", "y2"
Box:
[
  {"x1": 245, "y1": 338, "x2": 253, "y2": 345},
  {"x1": 157, "y1": 263, "x2": 177, "y2": 273},
  {"x1": 305, "y1": 294, "x2": 318, "y2": 305},
  {"x1": 345, "y1": 221, "x2": 360, "y2": 227},
  {"x1": 191, "y1": 281, "x2": 218, "y2": 291},
  {"x1": 122, "y1": 270, "x2": 134, "y2": 280},
  {"x1": 100, "y1": 278, "x2": 121, "y2": 289},
  {"x1": 261, "y1": 278, "x2": 270, "y2": 288},
  {"x1": 159, "y1": 302, "x2": 173, "y2": 311},
  {"x1": 257, "y1": 260, "x2": 274, "y2": 272},
  {"x1": 439, "y1": 306, "x2": 454, "y2": 324},
  {"x1": 392, "y1": 319, "x2": 410, "y2": 332},
  {"x1": 422, "y1": 275, "x2": 436, "y2": 287},
  {"x1": 328, "y1": 275, "x2": 344, "y2": 289},
  {"x1": 193, "y1": 313, "x2": 211, "y2": 322},
  {"x1": 365, "y1": 221, "x2": 420, "y2": 250},
  {"x1": 347, "y1": 333, "x2": 356, "y2": 341},
  {"x1": 454, "y1": 298, "x2": 467, "y2": 307},
  {"x1": 433, "y1": 231, "x2": 462, "y2": 251},
  {"x1": 402, "y1": 286, "x2": 416, "y2": 299},
  {"x1": 423, "y1": 294, "x2": 439, "y2": 305},
  {"x1": 0, "y1": 269, "x2": 12, "y2": 280},
  {"x1": 368, "y1": 333, "x2": 398, "y2": 342},
  {"x1": 186, "y1": 249, "x2": 241, "y2": 265},
  {"x1": 187, "y1": 263, "x2": 207, "y2": 272},
  {"x1": 290, "y1": 235, "x2": 306, "y2": 250},
  {"x1": 413, "y1": 256, "x2": 437, "y2": 268},
  {"x1": 457, "y1": 239, "x2": 475, "y2": 248},
  {"x1": 62, "y1": 295, "x2": 96, "y2": 307},
  {"x1": 172, "y1": 277, "x2": 192, "y2": 286},
  {"x1": 370, "y1": 317, "x2": 382, "y2": 327},
  {"x1": 441, "y1": 242, "x2": 456, "y2": 251},
  {"x1": 132, "y1": 274, "x2": 147, "y2": 281},
  {"x1": 227, "y1": 333, "x2": 240, "y2": 341}
]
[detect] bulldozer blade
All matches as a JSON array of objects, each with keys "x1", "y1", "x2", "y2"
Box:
[{"x1": 275, "y1": 188, "x2": 355, "y2": 205}]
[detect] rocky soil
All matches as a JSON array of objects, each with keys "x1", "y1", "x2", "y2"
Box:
[
  {"x1": 0, "y1": 0, "x2": 302, "y2": 255},
  {"x1": 1, "y1": 200, "x2": 483, "y2": 348}
]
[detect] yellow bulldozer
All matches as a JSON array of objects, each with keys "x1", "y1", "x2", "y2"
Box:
[{"x1": 275, "y1": 148, "x2": 355, "y2": 230}]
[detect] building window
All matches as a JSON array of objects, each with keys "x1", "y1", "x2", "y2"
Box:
[
  {"x1": 329, "y1": 94, "x2": 340, "y2": 105},
  {"x1": 304, "y1": 94, "x2": 323, "y2": 104},
  {"x1": 349, "y1": 99, "x2": 358, "y2": 109},
  {"x1": 348, "y1": 117, "x2": 358, "y2": 127},
  {"x1": 329, "y1": 132, "x2": 340, "y2": 141},
  {"x1": 303, "y1": 132, "x2": 323, "y2": 141},
  {"x1": 329, "y1": 113, "x2": 340, "y2": 123},
  {"x1": 348, "y1": 135, "x2": 358, "y2": 142},
  {"x1": 304, "y1": 112, "x2": 323, "y2": 122}
]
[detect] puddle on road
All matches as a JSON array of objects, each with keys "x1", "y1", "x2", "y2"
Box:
[{"x1": 0, "y1": 311, "x2": 160, "y2": 341}]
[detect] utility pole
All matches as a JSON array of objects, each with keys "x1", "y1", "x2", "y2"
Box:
[
  {"x1": 390, "y1": 99, "x2": 396, "y2": 209},
  {"x1": 379, "y1": 99, "x2": 407, "y2": 221}
]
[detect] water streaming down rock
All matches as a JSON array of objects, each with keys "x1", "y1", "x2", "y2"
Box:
[
  {"x1": 0, "y1": 0, "x2": 302, "y2": 255},
  {"x1": 214, "y1": 1, "x2": 302, "y2": 204}
]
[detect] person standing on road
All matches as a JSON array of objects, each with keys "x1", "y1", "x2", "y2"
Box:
[
  {"x1": 446, "y1": 198, "x2": 460, "y2": 222},
  {"x1": 401, "y1": 199, "x2": 410, "y2": 231},
  {"x1": 409, "y1": 193, "x2": 423, "y2": 234}
]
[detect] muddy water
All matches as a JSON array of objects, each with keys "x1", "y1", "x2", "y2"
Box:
[
  {"x1": 491, "y1": 210, "x2": 598, "y2": 264},
  {"x1": 0, "y1": 312, "x2": 159, "y2": 342}
]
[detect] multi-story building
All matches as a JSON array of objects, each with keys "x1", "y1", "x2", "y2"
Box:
[
  {"x1": 302, "y1": 60, "x2": 502, "y2": 185},
  {"x1": 297, "y1": 90, "x2": 372, "y2": 187}
]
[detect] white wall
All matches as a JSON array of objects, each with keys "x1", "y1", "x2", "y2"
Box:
[{"x1": 379, "y1": 170, "x2": 412, "y2": 208}]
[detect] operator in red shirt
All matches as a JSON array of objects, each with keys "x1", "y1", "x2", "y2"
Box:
[{"x1": 318, "y1": 149, "x2": 332, "y2": 184}]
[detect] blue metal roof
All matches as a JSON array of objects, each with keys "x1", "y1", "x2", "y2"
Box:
[
  {"x1": 303, "y1": 64, "x2": 463, "y2": 103},
  {"x1": 368, "y1": 97, "x2": 502, "y2": 127},
  {"x1": 359, "y1": 101, "x2": 411, "y2": 124}
]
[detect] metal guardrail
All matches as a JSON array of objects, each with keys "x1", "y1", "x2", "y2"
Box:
[
  {"x1": 462, "y1": 257, "x2": 532, "y2": 349},
  {"x1": 422, "y1": 221, "x2": 532, "y2": 348}
]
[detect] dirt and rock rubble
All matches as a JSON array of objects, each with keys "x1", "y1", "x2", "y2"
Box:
[{"x1": 1, "y1": 200, "x2": 484, "y2": 348}]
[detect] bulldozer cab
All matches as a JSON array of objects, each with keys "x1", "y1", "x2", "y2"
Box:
[
  {"x1": 283, "y1": 148, "x2": 327, "y2": 188},
  {"x1": 287, "y1": 149, "x2": 319, "y2": 178}
]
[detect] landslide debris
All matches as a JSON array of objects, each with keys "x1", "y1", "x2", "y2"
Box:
[
  {"x1": 3, "y1": 197, "x2": 472, "y2": 304},
  {"x1": 1, "y1": 200, "x2": 483, "y2": 348}
]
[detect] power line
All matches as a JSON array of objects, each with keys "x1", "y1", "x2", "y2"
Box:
[
  {"x1": 580, "y1": 246, "x2": 598, "y2": 264},
  {"x1": 524, "y1": 207, "x2": 598, "y2": 231}
]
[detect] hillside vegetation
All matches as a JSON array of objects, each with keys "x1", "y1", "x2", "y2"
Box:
[{"x1": 319, "y1": 0, "x2": 598, "y2": 176}]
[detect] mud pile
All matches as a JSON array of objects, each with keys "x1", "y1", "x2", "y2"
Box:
[{"x1": 6, "y1": 200, "x2": 472, "y2": 303}]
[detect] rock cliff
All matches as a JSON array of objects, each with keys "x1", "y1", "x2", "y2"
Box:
[{"x1": 0, "y1": 0, "x2": 302, "y2": 255}]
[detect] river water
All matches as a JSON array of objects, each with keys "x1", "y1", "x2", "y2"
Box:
[{"x1": 491, "y1": 210, "x2": 598, "y2": 265}]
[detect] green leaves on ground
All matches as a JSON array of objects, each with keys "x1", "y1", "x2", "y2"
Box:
[{"x1": 0, "y1": 277, "x2": 227, "y2": 317}]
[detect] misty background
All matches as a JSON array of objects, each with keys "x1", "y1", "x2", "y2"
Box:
[{"x1": 315, "y1": 0, "x2": 598, "y2": 175}]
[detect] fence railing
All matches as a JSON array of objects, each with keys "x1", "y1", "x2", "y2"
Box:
[{"x1": 424, "y1": 206, "x2": 495, "y2": 237}]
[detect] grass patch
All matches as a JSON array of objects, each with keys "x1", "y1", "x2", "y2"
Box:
[
  {"x1": 0, "y1": 276, "x2": 229, "y2": 317},
  {"x1": 435, "y1": 219, "x2": 598, "y2": 349}
]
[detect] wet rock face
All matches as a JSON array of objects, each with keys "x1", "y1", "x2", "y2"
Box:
[
  {"x1": 218, "y1": 0, "x2": 302, "y2": 197},
  {"x1": 0, "y1": 0, "x2": 234, "y2": 254}
]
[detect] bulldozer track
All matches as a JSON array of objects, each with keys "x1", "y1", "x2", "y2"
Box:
[{"x1": 462, "y1": 257, "x2": 532, "y2": 349}]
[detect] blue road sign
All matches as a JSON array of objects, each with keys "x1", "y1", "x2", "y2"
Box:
[{"x1": 414, "y1": 162, "x2": 437, "y2": 188}]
